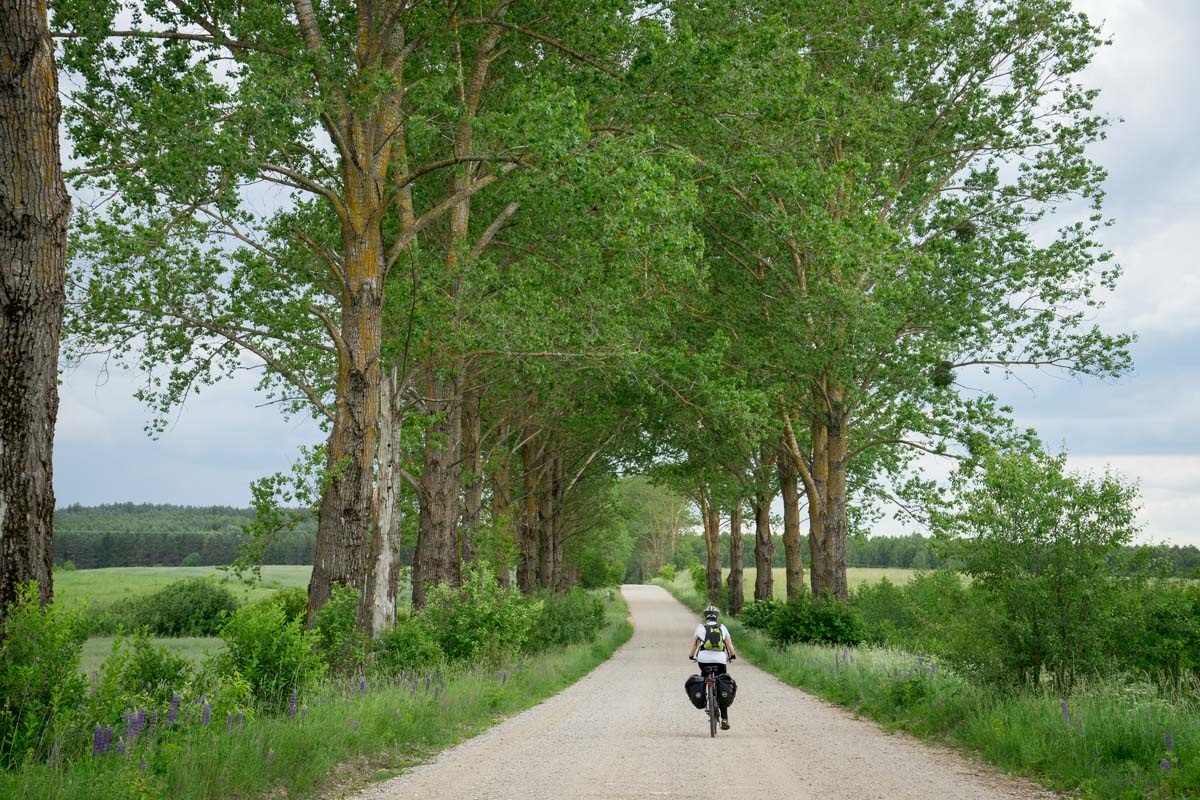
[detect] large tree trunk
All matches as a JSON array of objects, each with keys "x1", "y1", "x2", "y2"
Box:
[
  {"x1": 820, "y1": 409, "x2": 850, "y2": 600},
  {"x1": 699, "y1": 486, "x2": 722, "y2": 605},
  {"x1": 777, "y1": 452, "x2": 806, "y2": 600},
  {"x1": 752, "y1": 491, "x2": 775, "y2": 600},
  {"x1": 460, "y1": 380, "x2": 483, "y2": 564},
  {"x1": 807, "y1": 416, "x2": 831, "y2": 595},
  {"x1": 0, "y1": 0, "x2": 69, "y2": 619},
  {"x1": 726, "y1": 504, "x2": 744, "y2": 616},
  {"x1": 366, "y1": 367, "x2": 404, "y2": 634},
  {"x1": 412, "y1": 369, "x2": 463, "y2": 607},
  {"x1": 550, "y1": 454, "x2": 568, "y2": 592},
  {"x1": 516, "y1": 428, "x2": 540, "y2": 593}
]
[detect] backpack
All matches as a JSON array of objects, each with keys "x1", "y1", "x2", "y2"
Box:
[{"x1": 701, "y1": 623, "x2": 725, "y2": 652}]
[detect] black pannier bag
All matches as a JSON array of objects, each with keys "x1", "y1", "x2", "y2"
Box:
[
  {"x1": 684, "y1": 674, "x2": 706, "y2": 709},
  {"x1": 716, "y1": 674, "x2": 737, "y2": 707}
]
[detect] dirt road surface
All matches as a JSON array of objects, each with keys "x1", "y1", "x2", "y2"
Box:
[{"x1": 348, "y1": 584, "x2": 1057, "y2": 800}]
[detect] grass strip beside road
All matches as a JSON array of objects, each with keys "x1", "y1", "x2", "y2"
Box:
[
  {"x1": 2, "y1": 593, "x2": 633, "y2": 800},
  {"x1": 659, "y1": 576, "x2": 1199, "y2": 800}
]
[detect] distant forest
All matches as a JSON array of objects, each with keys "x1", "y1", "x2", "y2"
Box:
[
  {"x1": 53, "y1": 503, "x2": 316, "y2": 568},
  {"x1": 54, "y1": 504, "x2": 1200, "y2": 578}
]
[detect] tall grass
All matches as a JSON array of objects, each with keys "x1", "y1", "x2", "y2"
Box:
[
  {"x1": 1, "y1": 595, "x2": 632, "y2": 800},
  {"x1": 661, "y1": 576, "x2": 1198, "y2": 799}
]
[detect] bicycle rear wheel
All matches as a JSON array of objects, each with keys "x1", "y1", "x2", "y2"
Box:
[{"x1": 707, "y1": 681, "x2": 718, "y2": 737}]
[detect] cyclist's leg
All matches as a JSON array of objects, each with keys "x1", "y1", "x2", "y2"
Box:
[{"x1": 714, "y1": 663, "x2": 729, "y2": 721}]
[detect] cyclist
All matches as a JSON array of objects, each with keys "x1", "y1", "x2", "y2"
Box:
[{"x1": 688, "y1": 604, "x2": 737, "y2": 729}]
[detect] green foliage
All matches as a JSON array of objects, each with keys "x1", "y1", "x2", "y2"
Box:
[
  {"x1": 767, "y1": 593, "x2": 865, "y2": 648},
  {"x1": 99, "y1": 577, "x2": 240, "y2": 637},
  {"x1": 422, "y1": 567, "x2": 539, "y2": 665},
  {"x1": 312, "y1": 584, "x2": 369, "y2": 673},
  {"x1": 215, "y1": 601, "x2": 323, "y2": 711},
  {"x1": 738, "y1": 598, "x2": 782, "y2": 631},
  {"x1": 656, "y1": 564, "x2": 676, "y2": 582},
  {"x1": 58, "y1": 560, "x2": 76, "y2": 572},
  {"x1": 936, "y1": 450, "x2": 1141, "y2": 693},
  {"x1": 689, "y1": 563, "x2": 706, "y2": 597},
  {"x1": 371, "y1": 613, "x2": 446, "y2": 676},
  {"x1": 1116, "y1": 581, "x2": 1200, "y2": 685},
  {"x1": 0, "y1": 584, "x2": 89, "y2": 767},
  {"x1": 181, "y1": 553, "x2": 203, "y2": 567},
  {"x1": 258, "y1": 586, "x2": 309, "y2": 625},
  {"x1": 85, "y1": 630, "x2": 194, "y2": 726},
  {"x1": 524, "y1": 589, "x2": 605, "y2": 653}
]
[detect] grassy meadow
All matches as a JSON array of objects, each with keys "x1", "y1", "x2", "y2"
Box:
[
  {"x1": 724, "y1": 567, "x2": 917, "y2": 602},
  {"x1": 54, "y1": 565, "x2": 312, "y2": 610}
]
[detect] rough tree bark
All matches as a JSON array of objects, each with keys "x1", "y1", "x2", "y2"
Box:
[
  {"x1": 777, "y1": 450, "x2": 806, "y2": 600},
  {"x1": 412, "y1": 369, "x2": 463, "y2": 607},
  {"x1": 699, "y1": 486, "x2": 722, "y2": 605},
  {"x1": 366, "y1": 366, "x2": 404, "y2": 634},
  {"x1": 0, "y1": 0, "x2": 70, "y2": 619},
  {"x1": 726, "y1": 503, "x2": 744, "y2": 616},
  {"x1": 752, "y1": 491, "x2": 774, "y2": 601},
  {"x1": 517, "y1": 426, "x2": 541, "y2": 593},
  {"x1": 459, "y1": 379, "x2": 483, "y2": 564}
]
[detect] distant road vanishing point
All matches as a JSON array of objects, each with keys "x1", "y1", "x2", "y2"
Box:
[{"x1": 348, "y1": 584, "x2": 1058, "y2": 800}]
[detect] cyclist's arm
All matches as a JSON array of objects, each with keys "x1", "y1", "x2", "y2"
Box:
[
  {"x1": 724, "y1": 635, "x2": 737, "y2": 659},
  {"x1": 688, "y1": 637, "x2": 701, "y2": 659}
]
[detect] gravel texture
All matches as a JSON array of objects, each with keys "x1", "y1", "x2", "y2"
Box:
[{"x1": 348, "y1": 584, "x2": 1059, "y2": 800}]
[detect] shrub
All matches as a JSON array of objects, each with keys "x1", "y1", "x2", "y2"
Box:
[
  {"x1": 181, "y1": 552, "x2": 203, "y2": 567},
  {"x1": 767, "y1": 593, "x2": 865, "y2": 647},
  {"x1": 58, "y1": 560, "x2": 77, "y2": 572},
  {"x1": 0, "y1": 584, "x2": 89, "y2": 767},
  {"x1": 423, "y1": 565, "x2": 539, "y2": 664},
  {"x1": 690, "y1": 563, "x2": 706, "y2": 596},
  {"x1": 100, "y1": 577, "x2": 239, "y2": 636},
  {"x1": 372, "y1": 612, "x2": 445, "y2": 675},
  {"x1": 312, "y1": 584, "x2": 369, "y2": 673},
  {"x1": 524, "y1": 588, "x2": 605, "y2": 652},
  {"x1": 657, "y1": 564, "x2": 676, "y2": 582},
  {"x1": 85, "y1": 629, "x2": 194, "y2": 726},
  {"x1": 1117, "y1": 581, "x2": 1200, "y2": 684},
  {"x1": 261, "y1": 586, "x2": 309, "y2": 624},
  {"x1": 739, "y1": 598, "x2": 782, "y2": 631},
  {"x1": 216, "y1": 601, "x2": 323, "y2": 710}
]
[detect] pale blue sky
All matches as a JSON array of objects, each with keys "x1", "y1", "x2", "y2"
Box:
[{"x1": 55, "y1": 0, "x2": 1200, "y2": 546}]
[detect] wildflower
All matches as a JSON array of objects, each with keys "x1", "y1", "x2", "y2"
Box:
[
  {"x1": 500, "y1": 671, "x2": 508, "y2": 684},
  {"x1": 50, "y1": 742, "x2": 60, "y2": 765},
  {"x1": 1166, "y1": 731, "x2": 1174, "y2": 753},
  {"x1": 116, "y1": 739, "x2": 126, "y2": 757},
  {"x1": 147, "y1": 711, "x2": 158, "y2": 731},
  {"x1": 349, "y1": 719, "x2": 358, "y2": 732},
  {"x1": 1162, "y1": 758, "x2": 1173, "y2": 771},
  {"x1": 425, "y1": 675, "x2": 432, "y2": 692},
  {"x1": 267, "y1": 749, "x2": 274, "y2": 765},
  {"x1": 227, "y1": 712, "x2": 234, "y2": 732},
  {"x1": 1059, "y1": 697, "x2": 1070, "y2": 726},
  {"x1": 168, "y1": 693, "x2": 180, "y2": 724},
  {"x1": 202, "y1": 702, "x2": 212, "y2": 726},
  {"x1": 92, "y1": 725, "x2": 104, "y2": 756},
  {"x1": 140, "y1": 759, "x2": 148, "y2": 772},
  {"x1": 434, "y1": 686, "x2": 441, "y2": 702},
  {"x1": 237, "y1": 710, "x2": 244, "y2": 730},
  {"x1": 102, "y1": 725, "x2": 114, "y2": 754},
  {"x1": 301, "y1": 707, "x2": 308, "y2": 722},
  {"x1": 359, "y1": 676, "x2": 367, "y2": 694}
]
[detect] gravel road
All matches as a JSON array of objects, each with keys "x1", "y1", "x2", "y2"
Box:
[{"x1": 348, "y1": 584, "x2": 1058, "y2": 800}]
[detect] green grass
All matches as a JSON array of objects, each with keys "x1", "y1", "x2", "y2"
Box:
[
  {"x1": 724, "y1": 567, "x2": 917, "y2": 601},
  {"x1": 54, "y1": 565, "x2": 312, "y2": 611},
  {"x1": 79, "y1": 637, "x2": 223, "y2": 676},
  {"x1": 661, "y1": 574, "x2": 1199, "y2": 799},
  {"x1": 2, "y1": 592, "x2": 633, "y2": 800}
]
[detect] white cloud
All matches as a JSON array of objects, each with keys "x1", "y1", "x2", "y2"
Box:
[{"x1": 1069, "y1": 454, "x2": 1200, "y2": 547}]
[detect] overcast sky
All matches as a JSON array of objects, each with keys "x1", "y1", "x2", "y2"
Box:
[{"x1": 54, "y1": 0, "x2": 1200, "y2": 547}]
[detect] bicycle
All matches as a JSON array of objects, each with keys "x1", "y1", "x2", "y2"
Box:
[{"x1": 690, "y1": 655, "x2": 735, "y2": 737}]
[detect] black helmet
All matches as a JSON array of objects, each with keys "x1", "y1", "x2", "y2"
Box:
[{"x1": 703, "y1": 605, "x2": 720, "y2": 621}]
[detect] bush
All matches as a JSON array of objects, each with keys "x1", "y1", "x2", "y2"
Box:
[
  {"x1": 255, "y1": 586, "x2": 308, "y2": 625},
  {"x1": 100, "y1": 577, "x2": 239, "y2": 636},
  {"x1": 524, "y1": 588, "x2": 605, "y2": 652},
  {"x1": 58, "y1": 560, "x2": 77, "y2": 572},
  {"x1": 85, "y1": 630, "x2": 194, "y2": 726},
  {"x1": 739, "y1": 598, "x2": 782, "y2": 631},
  {"x1": 181, "y1": 552, "x2": 203, "y2": 567},
  {"x1": 423, "y1": 565, "x2": 539, "y2": 664},
  {"x1": 1117, "y1": 581, "x2": 1200, "y2": 684},
  {"x1": 767, "y1": 593, "x2": 865, "y2": 647},
  {"x1": 372, "y1": 612, "x2": 445, "y2": 675},
  {"x1": 657, "y1": 564, "x2": 676, "y2": 582},
  {"x1": 216, "y1": 601, "x2": 323, "y2": 710},
  {"x1": 0, "y1": 584, "x2": 89, "y2": 767},
  {"x1": 312, "y1": 584, "x2": 369, "y2": 673},
  {"x1": 690, "y1": 563, "x2": 706, "y2": 596}
]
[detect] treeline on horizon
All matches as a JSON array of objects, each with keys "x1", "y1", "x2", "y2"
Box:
[{"x1": 54, "y1": 503, "x2": 1200, "y2": 578}]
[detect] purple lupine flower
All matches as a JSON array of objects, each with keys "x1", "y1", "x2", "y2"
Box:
[
  {"x1": 168, "y1": 693, "x2": 180, "y2": 724},
  {"x1": 289, "y1": 690, "x2": 298, "y2": 721},
  {"x1": 103, "y1": 725, "x2": 114, "y2": 754},
  {"x1": 227, "y1": 712, "x2": 234, "y2": 732},
  {"x1": 92, "y1": 725, "x2": 104, "y2": 756},
  {"x1": 1060, "y1": 697, "x2": 1070, "y2": 726},
  {"x1": 237, "y1": 710, "x2": 244, "y2": 730},
  {"x1": 359, "y1": 676, "x2": 367, "y2": 695},
  {"x1": 433, "y1": 686, "x2": 441, "y2": 702},
  {"x1": 115, "y1": 739, "x2": 126, "y2": 757},
  {"x1": 1166, "y1": 731, "x2": 1174, "y2": 753},
  {"x1": 201, "y1": 702, "x2": 211, "y2": 726},
  {"x1": 147, "y1": 711, "x2": 158, "y2": 731},
  {"x1": 1161, "y1": 758, "x2": 1173, "y2": 771},
  {"x1": 267, "y1": 749, "x2": 274, "y2": 765}
]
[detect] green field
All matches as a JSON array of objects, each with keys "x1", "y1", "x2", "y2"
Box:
[
  {"x1": 79, "y1": 636, "x2": 224, "y2": 676},
  {"x1": 723, "y1": 567, "x2": 917, "y2": 601},
  {"x1": 54, "y1": 565, "x2": 312, "y2": 610}
]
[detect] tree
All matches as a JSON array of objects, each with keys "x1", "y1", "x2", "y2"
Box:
[
  {"x1": 935, "y1": 449, "x2": 1140, "y2": 693},
  {"x1": 640, "y1": 0, "x2": 1131, "y2": 599},
  {"x1": 0, "y1": 0, "x2": 71, "y2": 620}
]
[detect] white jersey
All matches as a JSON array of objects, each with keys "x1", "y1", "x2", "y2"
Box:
[{"x1": 694, "y1": 623, "x2": 731, "y2": 664}]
